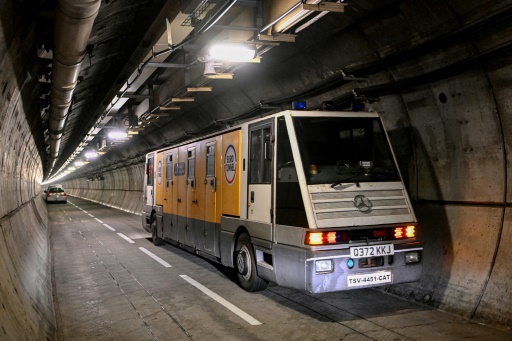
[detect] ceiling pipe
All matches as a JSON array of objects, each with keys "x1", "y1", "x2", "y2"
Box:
[{"x1": 47, "y1": 0, "x2": 101, "y2": 175}]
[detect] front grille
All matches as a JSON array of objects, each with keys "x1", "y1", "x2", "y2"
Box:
[
  {"x1": 310, "y1": 187, "x2": 412, "y2": 222},
  {"x1": 317, "y1": 208, "x2": 410, "y2": 220},
  {"x1": 311, "y1": 190, "x2": 403, "y2": 201}
]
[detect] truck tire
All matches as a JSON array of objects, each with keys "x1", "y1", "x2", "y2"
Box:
[
  {"x1": 235, "y1": 233, "x2": 268, "y2": 292},
  {"x1": 151, "y1": 216, "x2": 164, "y2": 246}
]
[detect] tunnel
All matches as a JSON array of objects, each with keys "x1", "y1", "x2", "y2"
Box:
[{"x1": 0, "y1": 0, "x2": 511, "y2": 339}]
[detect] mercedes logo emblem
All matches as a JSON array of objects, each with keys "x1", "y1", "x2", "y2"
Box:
[{"x1": 354, "y1": 195, "x2": 372, "y2": 213}]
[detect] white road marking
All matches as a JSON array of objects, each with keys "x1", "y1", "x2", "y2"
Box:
[
  {"x1": 94, "y1": 218, "x2": 104, "y2": 224},
  {"x1": 139, "y1": 247, "x2": 172, "y2": 268},
  {"x1": 88, "y1": 214, "x2": 94, "y2": 218},
  {"x1": 103, "y1": 224, "x2": 116, "y2": 231},
  {"x1": 180, "y1": 275, "x2": 262, "y2": 326},
  {"x1": 117, "y1": 233, "x2": 135, "y2": 244}
]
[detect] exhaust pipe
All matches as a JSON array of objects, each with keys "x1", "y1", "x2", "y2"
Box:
[{"x1": 47, "y1": 0, "x2": 101, "y2": 174}]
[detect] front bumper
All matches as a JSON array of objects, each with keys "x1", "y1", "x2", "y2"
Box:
[{"x1": 272, "y1": 242, "x2": 422, "y2": 294}]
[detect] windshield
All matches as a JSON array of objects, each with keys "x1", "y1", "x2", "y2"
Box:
[{"x1": 293, "y1": 116, "x2": 400, "y2": 185}]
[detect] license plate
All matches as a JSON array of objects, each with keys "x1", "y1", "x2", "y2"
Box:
[
  {"x1": 347, "y1": 271, "x2": 392, "y2": 287},
  {"x1": 350, "y1": 244, "x2": 394, "y2": 258}
]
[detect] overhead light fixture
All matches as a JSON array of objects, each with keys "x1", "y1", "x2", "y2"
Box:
[
  {"x1": 209, "y1": 44, "x2": 256, "y2": 62},
  {"x1": 187, "y1": 87, "x2": 212, "y2": 92},
  {"x1": 159, "y1": 106, "x2": 180, "y2": 111},
  {"x1": 171, "y1": 98, "x2": 194, "y2": 102},
  {"x1": 203, "y1": 61, "x2": 217, "y2": 76},
  {"x1": 74, "y1": 159, "x2": 84, "y2": 167},
  {"x1": 206, "y1": 73, "x2": 234, "y2": 79},
  {"x1": 108, "y1": 130, "x2": 128, "y2": 140},
  {"x1": 85, "y1": 151, "x2": 98, "y2": 159}
]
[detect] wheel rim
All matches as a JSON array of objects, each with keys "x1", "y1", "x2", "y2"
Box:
[{"x1": 237, "y1": 245, "x2": 251, "y2": 280}]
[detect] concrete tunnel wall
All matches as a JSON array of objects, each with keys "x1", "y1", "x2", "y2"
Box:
[
  {"x1": 63, "y1": 163, "x2": 145, "y2": 215},
  {"x1": 0, "y1": 34, "x2": 56, "y2": 339},
  {"x1": 61, "y1": 66, "x2": 512, "y2": 331}
]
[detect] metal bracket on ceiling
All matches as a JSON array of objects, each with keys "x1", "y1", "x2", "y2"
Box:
[
  {"x1": 144, "y1": 62, "x2": 190, "y2": 68},
  {"x1": 212, "y1": 25, "x2": 260, "y2": 32},
  {"x1": 302, "y1": 1, "x2": 347, "y2": 13},
  {"x1": 343, "y1": 75, "x2": 369, "y2": 81},
  {"x1": 118, "y1": 93, "x2": 151, "y2": 99},
  {"x1": 184, "y1": 51, "x2": 191, "y2": 85},
  {"x1": 342, "y1": 71, "x2": 368, "y2": 82},
  {"x1": 258, "y1": 33, "x2": 297, "y2": 42}
]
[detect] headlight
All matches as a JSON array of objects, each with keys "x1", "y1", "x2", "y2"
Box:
[
  {"x1": 315, "y1": 259, "x2": 334, "y2": 273},
  {"x1": 405, "y1": 251, "x2": 420, "y2": 264}
]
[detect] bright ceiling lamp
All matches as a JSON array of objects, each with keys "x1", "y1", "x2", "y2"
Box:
[
  {"x1": 209, "y1": 44, "x2": 256, "y2": 62},
  {"x1": 85, "y1": 151, "x2": 98, "y2": 159},
  {"x1": 108, "y1": 130, "x2": 128, "y2": 140}
]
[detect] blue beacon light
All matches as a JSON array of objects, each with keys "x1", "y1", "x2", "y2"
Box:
[{"x1": 292, "y1": 101, "x2": 307, "y2": 110}]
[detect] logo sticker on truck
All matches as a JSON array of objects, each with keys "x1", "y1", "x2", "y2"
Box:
[{"x1": 224, "y1": 144, "x2": 237, "y2": 185}]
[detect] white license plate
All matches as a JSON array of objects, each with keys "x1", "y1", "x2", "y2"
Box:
[
  {"x1": 347, "y1": 271, "x2": 392, "y2": 287},
  {"x1": 350, "y1": 244, "x2": 394, "y2": 258}
]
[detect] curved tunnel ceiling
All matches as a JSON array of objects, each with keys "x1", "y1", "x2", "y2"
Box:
[{"x1": 39, "y1": 0, "x2": 512, "y2": 182}]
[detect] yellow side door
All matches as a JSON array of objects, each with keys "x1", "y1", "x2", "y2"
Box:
[
  {"x1": 155, "y1": 151, "x2": 165, "y2": 206},
  {"x1": 176, "y1": 145, "x2": 188, "y2": 244},
  {"x1": 203, "y1": 138, "x2": 219, "y2": 254}
]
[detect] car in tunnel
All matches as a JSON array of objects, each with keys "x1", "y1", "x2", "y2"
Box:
[{"x1": 44, "y1": 185, "x2": 68, "y2": 204}]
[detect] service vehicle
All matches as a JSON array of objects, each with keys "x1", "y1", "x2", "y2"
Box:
[
  {"x1": 142, "y1": 110, "x2": 422, "y2": 293},
  {"x1": 45, "y1": 184, "x2": 68, "y2": 204}
]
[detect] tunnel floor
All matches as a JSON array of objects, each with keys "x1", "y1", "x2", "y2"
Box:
[{"x1": 48, "y1": 197, "x2": 511, "y2": 340}]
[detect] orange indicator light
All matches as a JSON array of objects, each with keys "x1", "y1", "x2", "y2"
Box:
[
  {"x1": 307, "y1": 232, "x2": 324, "y2": 245},
  {"x1": 406, "y1": 225, "x2": 415, "y2": 238},
  {"x1": 394, "y1": 228, "x2": 404, "y2": 239},
  {"x1": 327, "y1": 232, "x2": 337, "y2": 243}
]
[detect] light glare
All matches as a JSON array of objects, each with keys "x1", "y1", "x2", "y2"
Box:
[
  {"x1": 85, "y1": 151, "x2": 98, "y2": 159},
  {"x1": 108, "y1": 130, "x2": 128, "y2": 140},
  {"x1": 209, "y1": 44, "x2": 256, "y2": 62}
]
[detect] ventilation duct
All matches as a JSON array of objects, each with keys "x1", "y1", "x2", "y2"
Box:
[{"x1": 47, "y1": 0, "x2": 101, "y2": 174}]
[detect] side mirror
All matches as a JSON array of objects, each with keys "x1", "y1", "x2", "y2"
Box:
[{"x1": 44, "y1": 190, "x2": 47, "y2": 193}]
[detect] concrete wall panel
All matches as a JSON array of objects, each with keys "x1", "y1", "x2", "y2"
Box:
[
  {"x1": 473, "y1": 207, "x2": 512, "y2": 330},
  {"x1": 387, "y1": 205, "x2": 503, "y2": 317},
  {"x1": 403, "y1": 72, "x2": 504, "y2": 202},
  {"x1": 488, "y1": 64, "x2": 512, "y2": 202},
  {"x1": 64, "y1": 163, "x2": 145, "y2": 215},
  {"x1": 0, "y1": 199, "x2": 54, "y2": 340},
  {"x1": 0, "y1": 16, "x2": 55, "y2": 337}
]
